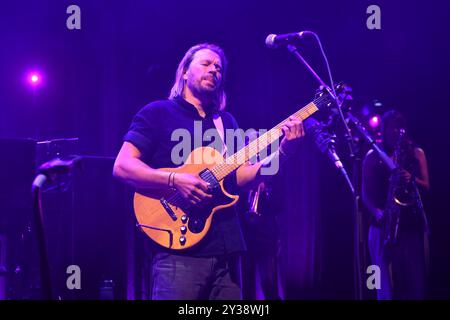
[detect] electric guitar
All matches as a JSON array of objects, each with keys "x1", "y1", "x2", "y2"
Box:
[{"x1": 134, "y1": 90, "x2": 336, "y2": 250}]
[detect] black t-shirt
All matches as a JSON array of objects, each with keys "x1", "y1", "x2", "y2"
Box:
[{"x1": 123, "y1": 96, "x2": 246, "y2": 257}]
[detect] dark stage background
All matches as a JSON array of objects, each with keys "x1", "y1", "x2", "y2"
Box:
[{"x1": 1, "y1": 0, "x2": 449, "y2": 299}]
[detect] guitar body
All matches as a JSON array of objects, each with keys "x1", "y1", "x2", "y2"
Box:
[{"x1": 134, "y1": 146, "x2": 239, "y2": 250}]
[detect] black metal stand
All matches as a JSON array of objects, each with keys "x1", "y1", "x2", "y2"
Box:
[
  {"x1": 285, "y1": 43, "x2": 365, "y2": 299},
  {"x1": 29, "y1": 156, "x2": 82, "y2": 299},
  {"x1": 31, "y1": 174, "x2": 53, "y2": 300}
]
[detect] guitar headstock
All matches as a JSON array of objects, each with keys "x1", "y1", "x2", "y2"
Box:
[
  {"x1": 313, "y1": 82, "x2": 353, "y2": 112},
  {"x1": 336, "y1": 82, "x2": 352, "y2": 100}
]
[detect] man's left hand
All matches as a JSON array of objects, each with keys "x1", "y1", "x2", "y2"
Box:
[{"x1": 280, "y1": 116, "x2": 305, "y2": 155}]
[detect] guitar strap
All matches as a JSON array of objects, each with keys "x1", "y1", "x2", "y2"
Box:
[{"x1": 212, "y1": 114, "x2": 227, "y2": 156}]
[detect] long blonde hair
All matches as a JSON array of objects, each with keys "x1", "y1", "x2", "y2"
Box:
[{"x1": 169, "y1": 43, "x2": 228, "y2": 112}]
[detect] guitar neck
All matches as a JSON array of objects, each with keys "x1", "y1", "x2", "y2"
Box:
[{"x1": 210, "y1": 101, "x2": 320, "y2": 181}]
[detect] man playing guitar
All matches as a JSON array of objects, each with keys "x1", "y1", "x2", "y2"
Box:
[{"x1": 113, "y1": 43, "x2": 304, "y2": 300}]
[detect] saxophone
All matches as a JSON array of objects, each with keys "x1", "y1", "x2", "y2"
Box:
[
  {"x1": 383, "y1": 170, "x2": 402, "y2": 247},
  {"x1": 247, "y1": 182, "x2": 263, "y2": 216},
  {"x1": 383, "y1": 129, "x2": 427, "y2": 247}
]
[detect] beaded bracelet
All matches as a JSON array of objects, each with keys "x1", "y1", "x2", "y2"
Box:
[
  {"x1": 171, "y1": 173, "x2": 177, "y2": 188},
  {"x1": 168, "y1": 172, "x2": 175, "y2": 188}
]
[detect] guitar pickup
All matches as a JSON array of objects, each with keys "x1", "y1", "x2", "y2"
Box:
[
  {"x1": 160, "y1": 198, "x2": 178, "y2": 221},
  {"x1": 199, "y1": 169, "x2": 219, "y2": 189}
]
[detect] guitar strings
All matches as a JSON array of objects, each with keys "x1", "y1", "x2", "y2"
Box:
[{"x1": 143, "y1": 93, "x2": 332, "y2": 219}]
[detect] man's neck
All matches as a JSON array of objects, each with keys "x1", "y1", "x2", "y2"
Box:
[{"x1": 182, "y1": 87, "x2": 210, "y2": 118}]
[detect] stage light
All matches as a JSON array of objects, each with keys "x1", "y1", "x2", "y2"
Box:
[
  {"x1": 29, "y1": 72, "x2": 41, "y2": 85},
  {"x1": 373, "y1": 101, "x2": 383, "y2": 107},
  {"x1": 369, "y1": 115, "x2": 381, "y2": 128},
  {"x1": 26, "y1": 71, "x2": 43, "y2": 88}
]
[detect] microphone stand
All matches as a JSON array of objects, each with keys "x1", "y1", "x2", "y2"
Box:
[
  {"x1": 346, "y1": 113, "x2": 395, "y2": 170},
  {"x1": 29, "y1": 156, "x2": 82, "y2": 300},
  {"x1": 286, "y1": 44, "x2": 364, "y2": 300},
  {"x1": 31, "y1": 174, "x2": 53, "y2": 300}
]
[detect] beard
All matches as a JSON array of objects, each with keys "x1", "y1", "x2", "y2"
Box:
[
  {"x1": 184, "y1": 75, "x2": 222, "y2": 112},
  {"x1": 190, "y1": 78, "x2": 219, "y2": 98}
]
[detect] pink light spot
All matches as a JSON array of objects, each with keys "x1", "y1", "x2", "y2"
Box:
[{"x1": 369, "y1": 115, "x2": 380, "y2": 128}]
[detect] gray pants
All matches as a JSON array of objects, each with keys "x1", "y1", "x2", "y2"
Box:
[
  {"x1": 151, "y1": 253, "x2": 242, "y2": 300},
  {"x1": 368, "y1": 225, "x2": 426, "y2": 300}
]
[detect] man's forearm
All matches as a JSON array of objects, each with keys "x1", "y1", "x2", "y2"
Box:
[{"x1": 113, "y1": 157, "x2": 171, "y2": 190}]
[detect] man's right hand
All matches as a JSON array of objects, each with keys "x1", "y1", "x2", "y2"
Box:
[{"x1": 173, "y1": 173, "x2": 212, "y2": 205}]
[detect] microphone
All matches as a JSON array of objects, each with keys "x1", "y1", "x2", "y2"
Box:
[
  {"x1": 304, "y1": 117, "x2": 345, "y2": 171},
  {"x1": 38, "y1": 156, "x2": 82, "y2": 176},
  {"x1": 33, "y1": 156, "x2": 82, "y2": 189},
  {"x1": 265, "y1": 31, "x2": 311, "y2": 48}
]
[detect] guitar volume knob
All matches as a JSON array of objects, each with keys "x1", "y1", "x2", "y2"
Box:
[
  {"x1": 179, "y1": 236, "x2": 186, "y2": 245},
  {"x1": 181, "y1": 215, "x2": 188, "y2": 223},
  {"x1": 180, "y1": 226, "x2": 187, "y2": 234}
]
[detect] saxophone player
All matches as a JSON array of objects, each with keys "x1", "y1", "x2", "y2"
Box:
[{"x1": 362, "y1": 110, "x2": 430, "y2": 300}]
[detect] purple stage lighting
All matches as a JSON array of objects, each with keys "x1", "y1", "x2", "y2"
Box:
[
  {"x1": 26, "y1": 71, "x2": 43, "y2": 87},
  {"x1": 361, "y1": 105, "x2": 370, "y2": 116},
  {"x1": 369, "y1": 115, "x2": 381, "y2": 128}
]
